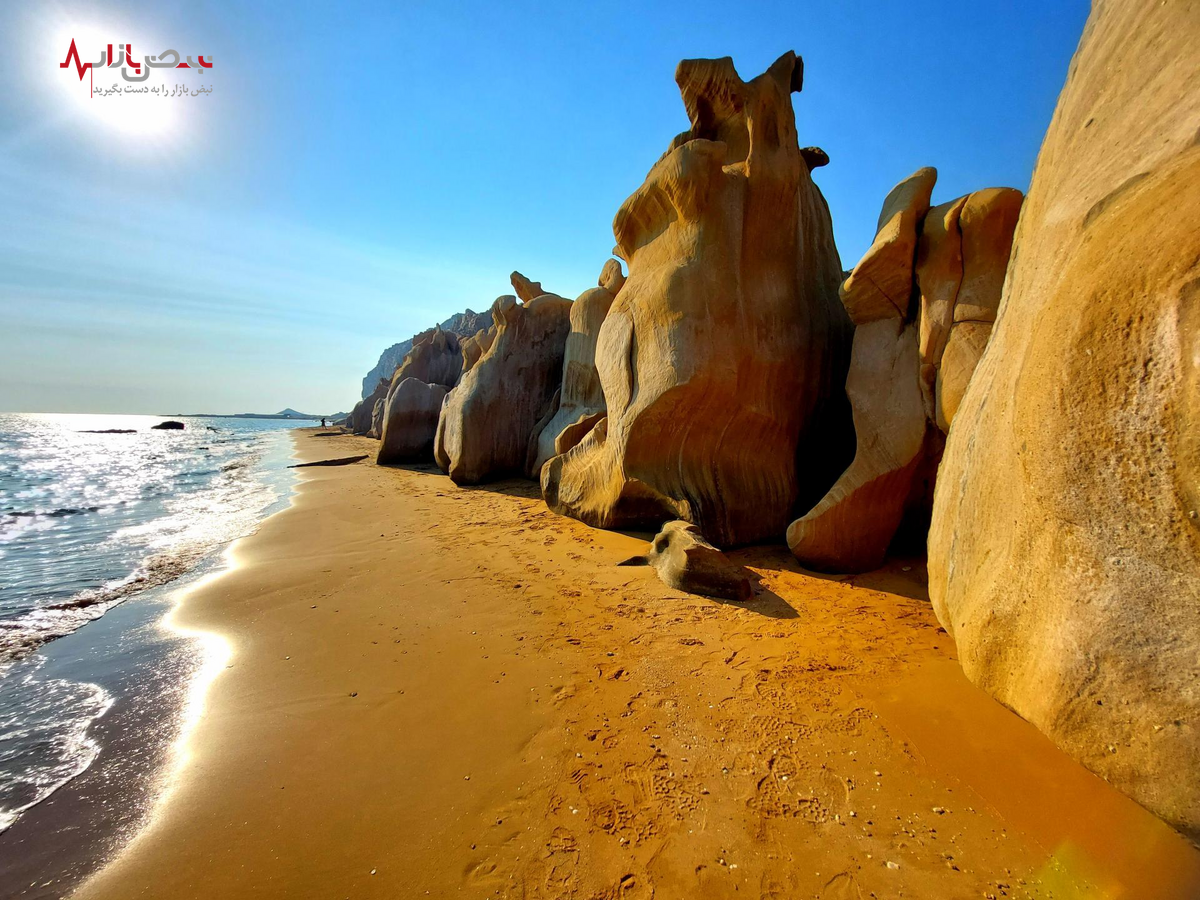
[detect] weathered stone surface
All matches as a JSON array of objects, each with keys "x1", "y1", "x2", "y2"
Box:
[
  {"x1": 915, "y1": 195, "x2": 969, "y2": 382},
  {"x1": 388, "y1": 327, "x2": 462, "y2": 391},
  {"x1": 542, "y1": 52, "x2": 851, "y2": 548},
  {"x1": 934, "y1": 320, "x2": 990, "y2": 433},
  {"x1": 787, "y1": 318, "x2": 929, "y2": 571},
  {"x1": 375, "y1": 329, "x2": 463, "y2": 462},
  {"x1": 359, "y1": 308, "x2": 489, "y2": 400},
  {"x1": 929, "y1": 0, "x2": 1200, "y2": 841},
  {"x1": 839, "y1": 167, "x2": 937, "y2": 324},
  {"x1": 460, "y1": 327, "x2": 495, "y2": 373},
  {"x1": 598, "y1": 259, "x2": 626, "y2": 295},
  {"x1": 789, "y1": 175, "x2": 1021, "y2": 572},
  {"x1": 799, "y1": 146, "x2": 829, "y2": 170},
  {"x1": 528, "y1": 260, "x2": 622, "y2": 476},
  {"x1": 348, "y1": 378, "x2": 389, "y2": 435},
  {"x1": 510, "y1": 272, "x2": 544, "y2": 303},
  {"x1": 435, "y1": 287, "x2": 572, "y2": 484},
  {"x1": 953, "y1": 188, "x2": 1022, "y2": 325},
  {"x1": 369, "y1": 398, "x2": 385, "y2": 439},
  {"x1": 376, "y1": 379, "x2": 449, "y2": 464},
  {"x1": 619, "y1": 520, "x2": 752, "y2": 602},
  {"x1": 916, "y1": 188, "x2": 1022, "y2": 426}
]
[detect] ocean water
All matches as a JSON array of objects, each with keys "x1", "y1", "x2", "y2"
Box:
[{"x1": 0, "y1": 413, "x2": 299, "y2": 836}]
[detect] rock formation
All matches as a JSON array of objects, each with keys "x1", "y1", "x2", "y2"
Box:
[
  {"x1": 386, "y1": 327, "x2": 462, "y2": 390},
  {"x1": 359, "y1": 308, "x2": 490, "y2": 400},
  {"x1": 787, "y1": 169, "x2": 1021, "y2": 572},
  {"x1": 460, "y1": 327, "x2": 495, "y2": 373},
  {"x1": 376, "y1": 380, "x2": 450, "y2": 463},
  {"x1": 435, "y1": 277, "x2": 572, "y2": 484},
  {"x1": 839, "y1": 167, "x2": 936, "y2": 323},
  {"x1": 618, "y1": 520, "x2": 752, "y2": 602},
  {"x1": 527, "y1": 260, "x2": 624, "y2": 477},
  {"x1": 928, "y1": 0, "x2": 1200, "y2": 841},
  {"x1": 347, "y1": 377, "x2": 389, "y2": 435},
  {"x1": 376, "y1": 329, "x2": 463, "y2": 464},
  {"x1": 542, "y1": 52, "x2": 851, "y2": 548},
  {"x1": 369, "y1": 398, "x2": 385, "y2": 439}
]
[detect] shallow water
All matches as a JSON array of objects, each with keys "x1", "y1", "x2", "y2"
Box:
[{"x1": 0, "y1": 414, "x2": 298, "y2": 835}]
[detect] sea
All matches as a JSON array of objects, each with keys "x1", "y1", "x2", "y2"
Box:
[{"x1": 0, "y1": 413, "x2": 300, "y2": 890}]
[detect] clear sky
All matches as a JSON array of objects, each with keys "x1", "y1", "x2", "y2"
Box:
[{"x1": 0, "y1": 0, "x2": 1089, "y2": 415}]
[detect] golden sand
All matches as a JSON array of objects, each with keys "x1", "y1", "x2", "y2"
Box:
[{"x1": 74, "y1": 430, "x2": 1200, "y2": 899}]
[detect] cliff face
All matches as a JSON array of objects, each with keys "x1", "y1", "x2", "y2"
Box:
[
  {"x1": 928, "y1": 0, "x2": 1200, "y2": 841},
  {"x1": 359, "y1": 308, "x2": 491, "y2": 399}
]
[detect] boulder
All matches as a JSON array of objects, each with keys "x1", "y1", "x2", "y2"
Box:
[
  {"x1": 788, "y1": 175, "x2": 1021, "y2": 573},
  {"x1": 528, "y1": 260, "x2": 623, "y2": 477},
  {"x1": 435, "y1": 281, "x2": 573, "y2": 484},
  {"x1": 542, "y1": 52, "x2": 851, "y2": 548},
  {"x1": 839, "y1": 167, "x2": 937, "y2": 324},
  {"x1": 619, "y1": 520, "x2": 752, "y2": 602},
  {"x1": 348, "y1": 378, "x2": 388, "y2": 435},
  {"x1": 377, "y1": 379, "x2": 450, "y2": 464},
  {"x1": 928, "y1": 0, "x2": 1200, "y2": 841},
  {"x1": 151, "y1": 420, "x2": 185, "y2": 430},
  {"x1": 375, "y1": 329, "x2": 462, "y2": 463}
]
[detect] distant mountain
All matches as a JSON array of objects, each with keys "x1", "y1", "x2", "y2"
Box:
[
  {"x1": 359, "y1": 307, "x2": 491, "y2": 399},
  {"x1": 171, "y1": 410, "x2": 344, "y2": 420}
]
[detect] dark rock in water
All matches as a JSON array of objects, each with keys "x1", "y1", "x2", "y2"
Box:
[
  {"x1": 288, "y1": 455, "x2": 368, "y2": 468},
  {"x1": 619, "y1": 520, "x2": 753, "y2": 602},
  {"x1": 151, "y1": 421, "x2": 185, "y2": 430},
  {"x1": 79, "y1": 429, "x2": 136, "y2": 434}
]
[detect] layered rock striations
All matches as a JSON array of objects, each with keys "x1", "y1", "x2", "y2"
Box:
[
  {"x1": 787, "y1": 168, "x2": 1021, "y2": 572},
  {"x1": 542, "y1": 52, "x2": 851, "y2": 548},
  {"x1": 527, "y1": 260, "x2": 624, "y2": 477},
  {"x1": 928, "y1": 0, "x2": 1200, "y2": 841},
  {"x1": 435, "y1": 275, "x2": 572, "y2": 484}
]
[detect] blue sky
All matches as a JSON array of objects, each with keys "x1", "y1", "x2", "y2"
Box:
[{"x1": 0, "y1": 0, "x2": 1088, "y2": 415}]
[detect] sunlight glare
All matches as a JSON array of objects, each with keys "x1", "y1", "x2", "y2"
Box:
[{"x1": 46, "y1": 15, "x2": 181, "y2": 143}]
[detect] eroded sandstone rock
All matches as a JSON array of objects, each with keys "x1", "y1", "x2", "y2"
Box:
[
  {"x1": 510, "y1": 272, "x2": 544, "y2": 304},
  {"x1": 376, "y1": 329, "x2": 462, "y2": 463},
  {"x1": 928, "y1": 0, "x2": 1200, "y2": 841},
  {"x1": 788, "y1": 173, "x2": 1021, "y2": 572},
  {"x1": 377, "y1": 379, "x2": 450, "y2": 464},
  {"x1": 369, "y1": 398, "x2": 385, "y2": 439},
  {"x1": 787, "y1": 318, "x2": 930, "y2": 572},
  {"x1": 542, "y1": 51, "x2": 851, "y2": 548},
  {"x1": 388, "y1": 327, "x2": 462, "y2": 390},
  {"x1": 528, "y1": 260, "x2": 623, "y2": 477},
  {"x1": 436, "y1": 281, "x2": 572, "y2": 484},
  {"x1": 839, "y1": 167, "x2": 936, "y2": 324},
  {"x1": 460, "y1": 327, "x2": 495, "y2": 373},
  {"x1": 348, "y1": 377, "x2": 389, "y2": 435},
  {"x1": 619, "y1": 520, "x2": 752, "y2": 602}
]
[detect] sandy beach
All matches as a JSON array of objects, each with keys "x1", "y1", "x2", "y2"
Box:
[{"x1": 71, "y1": 429, "x2": 1200, "y2": 900}]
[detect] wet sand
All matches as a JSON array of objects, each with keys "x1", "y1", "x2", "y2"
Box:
[{"x1": 73, "y1": 429, "x2": 1200, "y2": 899}]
